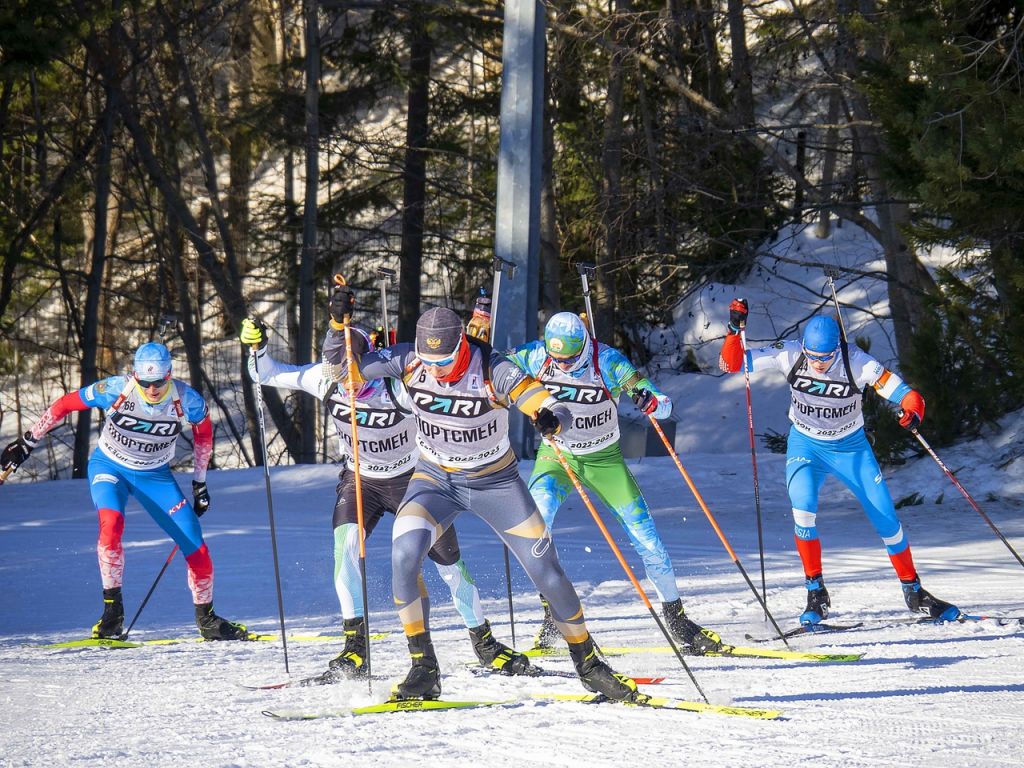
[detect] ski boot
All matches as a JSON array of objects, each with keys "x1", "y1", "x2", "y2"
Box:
[
  {"x1": 325, "y1": 617, "x2": 369, "y2": 680},
  {"x1": 91, "y1": 587, "x2": 125, "y2": 639},
  {"x1": 800, "y1": 576, "x2": 831, "y2": 626},
  {"x1": 901, "y1": 577, "x2": 961, "y2": 621},
  {"x1": 568, "y1": 635, "x2": 638, "y2": 702},
  {"x1": 195, "y1": 603, "x2": 250, "y2": 640},
  {"x1": 662, "y1": 599, "x2": 724, "y2": 655},
  {"x1": 533, "y1": 595, "x2": 561, "y2": 649},
  {"x1": 469, "y1": 619, "x2": 532, "y2": 675},
  {"x1": 391, "y1": 632, "x2": 442, "y2": 700}
]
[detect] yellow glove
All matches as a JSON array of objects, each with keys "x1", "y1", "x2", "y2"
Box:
[{"x1": 239, "y1": 317, "x2": 267, "y2": 349}]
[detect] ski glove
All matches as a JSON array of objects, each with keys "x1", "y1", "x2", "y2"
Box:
[
  {"x1": 192, "y1": 481, "x2": 211, "y2": 516},
  {"x1": 1, "y1": 433, "x2": 37, "y2": 473},
  {"x1": 329, "y1": 286, "x2": 356, "y2": 328},
  {"x1": 632, "y1": 388, "x2": 657, "y2": 415},
  {"x1": 728, "y1": 298, "x2": 749, "y2": 334},
  {"x1": 532, "y1": 408, "x2": 562, "y2": 437},
  {"x1": 898, "y1": 390, "x2": 925, "y2": 430},
  {"x1": 239, "y1": 317, "x2": 268, "y2": 349}
]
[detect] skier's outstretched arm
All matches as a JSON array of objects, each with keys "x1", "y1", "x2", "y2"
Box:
[
  {"x1": 1, "y1": 389, "x2": 92, "y2": 473},
  {"x1": 240, "y1": 317, "x2": 331, "y2": 399}
]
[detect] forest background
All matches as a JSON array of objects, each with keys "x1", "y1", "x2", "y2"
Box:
[{"x1": 2, "y1": 0, "x2": 1022, "y2": 477}]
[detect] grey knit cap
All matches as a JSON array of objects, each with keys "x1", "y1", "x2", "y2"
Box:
[{"x1": 415, "y1": 307, "x2": 464, "y2": 356}]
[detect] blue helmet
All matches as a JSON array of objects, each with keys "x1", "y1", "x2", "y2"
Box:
[
  {"x1": 133, "y1": 342, "x2": 172, "y2": 382},
  {"x1": 802, "y1": 316, "x2": 840, "y2": 355},
  {"x1": 544, "y1": 312, "x2": 592, "y2": 373}
]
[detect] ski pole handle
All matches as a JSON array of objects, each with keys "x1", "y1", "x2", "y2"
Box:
[
  {"x1": 576, "y1": 263, "x2": 598, "y2": 338},
  {"x1": 823, "y1": 267, "x2": 849, "y2": 343},
  {"x1": 334, "y1": 273, "x2": 354, "y2": 324}
]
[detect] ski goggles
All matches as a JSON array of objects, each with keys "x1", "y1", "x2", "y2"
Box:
[
  {"x1": 550, "y1": 349, "x2": 585, "y2": 369},
  {"x1": 135, "y1": 372, "x2": 171, "y2": 388},
  {"x1": 417, "y1": 335, "x2": 463, "y2": 368},
  {"x1": 802, "y1": 347, "x2": 837, "y2": 363}
]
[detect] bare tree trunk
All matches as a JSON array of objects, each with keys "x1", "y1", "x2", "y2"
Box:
[
  {"x1": 539, "y1": 65, "x2": 560, "y2": 320},
  {"x1": 398, "y1": 7, "x2": 431, "y2": 339},
  {"x1": 814, "y1": 86, "x2": 842, "y2": 238},
  {"x1": 73, "y1": 92, "x2": 116, "y2": 478},
  {"x1": 293, "y1": 0, "x2": 320, "y2": 463},
  {"x1": 842, "y1": 0, "x2": 936, "y2": 362},
  {"x1": 727, "y1": 0, "x2": 754, "y2": 125},
  {"x1": 596, "y1": 2, "x2": 626, "y2": 342}
]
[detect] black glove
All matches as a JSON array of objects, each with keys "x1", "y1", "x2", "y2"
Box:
[
  {"x1": 192, "y1": 480, "x2": 210, "y2": 516},
  {"x1": 728, "y1": 298, "x2": 749, "y2": 333},
  {"x1": 631, "y1": 388, "x2": 657, "y2": 415},
  {"x1": 329, "y1": 286, "x2": 356, "y2": 325},
  {"x1": 1, "y1": 433, "x2": 37, "y2": 473},
  {"x1": 532, "y1": 408, "x2": 561, "y2": 437},
  {"x1": 239, "y1": 317, "x2": 268, "y2": 349}
]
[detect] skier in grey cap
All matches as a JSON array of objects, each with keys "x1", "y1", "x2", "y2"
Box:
[{"x1": 324, "y1": 288, "x2": 641, "y2": 703}]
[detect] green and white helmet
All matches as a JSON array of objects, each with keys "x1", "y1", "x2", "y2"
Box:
[{"x1": 543, "y1": 312, "x2": 592, "y2": 373}]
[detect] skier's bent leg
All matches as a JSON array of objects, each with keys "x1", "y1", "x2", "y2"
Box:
[
  {"x1": 96, "y1": 508, "x2": 125, "y2": 590},
  {"x1": 333, "y1": 523, "x2": 363, "y2": 618}
]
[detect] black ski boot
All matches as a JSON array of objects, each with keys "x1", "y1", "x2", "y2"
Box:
[
  {"x1": 568, "y1": 635, "x2": 638, "y2": 702},
  {"x1": 901, "y1": 577, "x2": 961, "y2": 621},
  {"x1": 391, "y1": 632, "x2": 442, "y2": 700},
  {"x1": 662, "y1": 599, "x2": 724, "y2": 655},
  {"x1": 91, "y1": 587, "x2": 124, "y2": 639},
  {"x1": 469, "y1": 619, "x2": 532, "y2": 675},
  {"x1": 326, "y1": 617, "x2": 369, "y2": 680},
  {"x1": 194, "y1": 603, "x2": 250, "y2": 640},
  {"x1": 533, "y1": 595, "x2": 561, "y2": 649},
  {"x1": 800, "y1": 576, "x2": 831, "y2": 626}
]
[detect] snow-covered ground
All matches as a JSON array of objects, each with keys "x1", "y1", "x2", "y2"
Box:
[
  {"x1": 3, "y1": 218, "x2": 1024, "y2": 766},
  {"x1": 2, "y1": 443, "x2": 1023, "y2": 767}
]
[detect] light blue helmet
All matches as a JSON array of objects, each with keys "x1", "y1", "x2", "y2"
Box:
[
  {"x1": 133, "y1": 342, "x2": 172, "y2": 382},
  {"x1": 802, "y1": 316, "x2": 840, "y2": 355},
  {"x1": 544, "y1": 312, "x2": 592, "y2": 373}
]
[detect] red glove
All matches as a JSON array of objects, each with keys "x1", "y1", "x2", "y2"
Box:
[
  {"x1": 728, "y1": 298, "x2": 749, "y2": 333},
  {"x1": 898, "y1": 390, "x2": 925, "y2": 430}
]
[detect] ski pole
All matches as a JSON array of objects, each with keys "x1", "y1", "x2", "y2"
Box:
[
  {"x1": 576, "y1": 263, "x2": 597, "y2": 334},
  {"x1": 486, "y1": 255, "x2": 519, "y2": 645},
  {"x1": 488, "y1": 255, "x2": 517, "y2": 348},
  {"x1": 121, "y1": 545, "x2": 178, "y2": 641},
  {"x1": 376, "y1": 267, "x2": 396, "y2": 345},
  {"x1": 907, "y1": 423, "x2": 1024, "y2": 570},
  {"x1": 823, "y1": 266, "x2": 849, "y2": 341},
  {"x1": 0, "y1": 467, "x2": 12, "y2": 485},
  {"x1": 740, "y1": 326, "x2": 768, "y2": 619},
  {"x1": 542, "y1": 435, "x2": 709, "y2": 703},
  {"x1": 645, "y1": 418, "x2": 791, "y2": 646},
  {"x1": 334, "y1": 274, "x2": 373, "y2": 691},
  {"x1": 249, "y1": 340, "x2": 291, "y2": 674}
]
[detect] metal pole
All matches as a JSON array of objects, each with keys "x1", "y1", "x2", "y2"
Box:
[
  {"x1": 334, "y1": 274, "x2": 373, "y2": 693},
  {"x1": 740, "y1": 327, "x2": 768, "y2": 619},
  {"x1": 121, "y1": 545, "x2": 179, "y2": 640},
  {"x1": 377, "y1": 267, "x2": 396, "y2": 344},
  {"x1": 250, "y1": 347, "x2": 291, "y2": 673},
  {"x1": 486, "y1": 255, "x2": 518, "y2": 646}
]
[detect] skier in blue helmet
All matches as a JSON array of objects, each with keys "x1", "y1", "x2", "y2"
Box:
[
  {"x1": 1, "y1": 342, "x2": 250, "y2": 641},
  {"x1": 509, "y1": 312, "x2": 726, "y2": 655},
  {"x1": 720, "y1": 300, "x2": 961, "y2": 625}
]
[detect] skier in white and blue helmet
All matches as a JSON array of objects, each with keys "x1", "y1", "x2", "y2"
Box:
[
  {"x1": 720, "y1": 300, "x2": 961, "y2": 625},
  {"x1": 1, "y1": 342, "x2": 249, "y2": 640}
]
